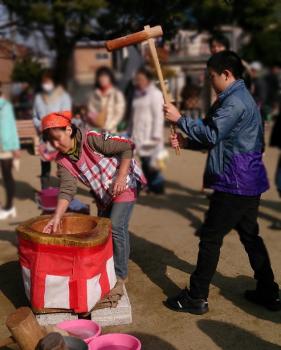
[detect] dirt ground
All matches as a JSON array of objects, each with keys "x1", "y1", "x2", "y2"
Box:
[{"x1": 0, "y1": 127, "x2": 281, "y2": 350}]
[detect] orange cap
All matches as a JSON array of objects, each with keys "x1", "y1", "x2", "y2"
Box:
[{"x1": 42, "y1": 111, "x2": 72, "y2": 131}]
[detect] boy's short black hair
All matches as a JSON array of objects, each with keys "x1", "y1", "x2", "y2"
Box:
[
  {"x1": 207, "y1": 50, "x2": 244, "y2": 79},
  {"x1": 209, "y1": 33, "x2": 230, "y2": 50},
  {"x1": 42, "y1": 123, "x2": 78, "y2": 143}
]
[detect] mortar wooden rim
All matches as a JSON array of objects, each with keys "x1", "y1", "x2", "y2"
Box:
[{"x1": 16, "y1": 213, "x2": 111, "y2": 247}]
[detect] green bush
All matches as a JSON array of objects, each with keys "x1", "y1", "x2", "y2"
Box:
[{"x1": 12, "y1": 57, "x2": 43, "y2": 86}]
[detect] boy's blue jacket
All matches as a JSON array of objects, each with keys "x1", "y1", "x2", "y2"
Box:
[{"x1": 177, "y1": 79, "x2": 269, "y2": 196}]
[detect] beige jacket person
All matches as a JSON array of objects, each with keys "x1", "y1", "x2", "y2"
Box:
[{"x1": 87, "y1": 87, "x2": 125, "y2": 133}]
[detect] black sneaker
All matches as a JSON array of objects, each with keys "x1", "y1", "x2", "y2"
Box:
[
  {"x1": 164, "y1": 288, "x2": 209, "y2": 315},
  {"x1": 244, "y1": 290, "x2": 281, "y2": 311}
]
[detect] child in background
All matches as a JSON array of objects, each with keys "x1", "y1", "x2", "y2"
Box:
[
  {"x1": 180, "y1": 83, "x2": 203, "y2": 125},
  {"x1": 72, "y1": 105, "x2": 85, "y2": 129}
]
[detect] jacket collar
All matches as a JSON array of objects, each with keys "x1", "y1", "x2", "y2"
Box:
[{"x1": 218, "y1": 79, "x2": 245, "y2": 102}]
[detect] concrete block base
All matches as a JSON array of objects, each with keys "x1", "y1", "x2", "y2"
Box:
[
  {"x1": 35, "y1": 286, "x2": 132, "y2": 327},
  {"x1": 91, "y1": 285, "x2": 132, "y2": 327},
  {"x1": 36, "y1": 312, "x2": 78, "y2": 326}
]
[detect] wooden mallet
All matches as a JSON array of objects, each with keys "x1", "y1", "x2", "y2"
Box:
[
  {"x1": 5, "y1": 307, "x2": 45, "y2": 350},
  {"x1": 106, "y1": 25, "x2": 180, "y2": 155}
]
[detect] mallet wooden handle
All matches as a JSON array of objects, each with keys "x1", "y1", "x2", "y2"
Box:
[
  {"x1": 144, "y1": 25, "x2": 180, "y2": 155},
  {"x1": 106, "y1": 25, "x2": 163, "y2": 51}
]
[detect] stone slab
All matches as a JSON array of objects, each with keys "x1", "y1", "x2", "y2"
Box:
[
  {"x1": 91, "y1": 285, "x2": 132, "y2": 326},
  {"x1": 36, "y1": 312, "x2": 78, "y2": 326},
  {"x1": 35, "y1": 286, "x2": 132, "y2": 327}
]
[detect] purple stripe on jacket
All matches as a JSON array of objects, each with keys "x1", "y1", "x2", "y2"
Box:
[{"x1": 204, "y1": 151, "x2": 269, "y2": 196}]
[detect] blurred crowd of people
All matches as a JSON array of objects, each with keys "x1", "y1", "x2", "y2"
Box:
[
  {"x1": 31, "y1": 65, "x2": 167, "y2": 196},
  {"x1": 0, "y1": 32, "x2": 281, "y2": 226},
  {"x1": 0, "y1": 63, "x2": 168, "y2": 219},
  {"x1": 181, "y1": 33, "x2": 281, "y2": 124}
]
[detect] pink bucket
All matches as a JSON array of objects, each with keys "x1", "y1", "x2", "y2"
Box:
[
  {"x1": 35, "y1": 187, "x2": 59, "y2": 211},
  {"x1": 57, "y1": 319, "x2": 101, "y2": 344},
  {"x1": 89, "y1": 333, "x2": 141, "y2": 350}
]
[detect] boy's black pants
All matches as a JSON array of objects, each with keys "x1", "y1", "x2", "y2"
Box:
[{"x1": 190, "y1": 191, "x2": 278, "y2": 300}]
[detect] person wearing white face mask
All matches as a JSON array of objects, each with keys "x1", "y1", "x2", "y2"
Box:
[{"x1": 33, "y1": 70, "x2": 72, "y2": 189}]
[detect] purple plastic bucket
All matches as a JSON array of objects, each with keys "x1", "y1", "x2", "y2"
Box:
[
  {"x1": 88, "y1": 333, "x2": 141, "y2": 350},
  {"x1": 35, "y1": 187, "x2": 59, "y2": 211},
  {"x1": 57, "y1": 319, "x2": 101, "y2": 344}
]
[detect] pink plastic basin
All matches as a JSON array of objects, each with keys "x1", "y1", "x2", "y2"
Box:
[
  {"x1": 57, "y1": 319, "x2": 101, "y2": 344},
  {"x1": 89, "y1": 333, "x2": 141, "y2": 350},
  {"x1": 37, "y1": 187, "x2": 59, "y2": 210}
]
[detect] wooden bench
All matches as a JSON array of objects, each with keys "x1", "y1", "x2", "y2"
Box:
[{"x1": 16, "y1": 120, "x2": 39, "y2": 155}]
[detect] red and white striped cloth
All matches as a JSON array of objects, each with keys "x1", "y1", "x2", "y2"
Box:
[{"x1": 19, "y1": 233, "x2": 116, "y2": 313}]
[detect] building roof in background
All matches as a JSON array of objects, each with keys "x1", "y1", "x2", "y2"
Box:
[
  {"x1": 75, "y1": 41, "x2": 106, "y2": 48},
  {"x1": 0, "y1": 38, "x2": 30, "y2": 59}
]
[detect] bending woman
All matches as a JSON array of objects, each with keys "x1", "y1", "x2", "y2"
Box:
[{"x1": 42, "y1": 111, "x2": 146, "y2": 282}]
